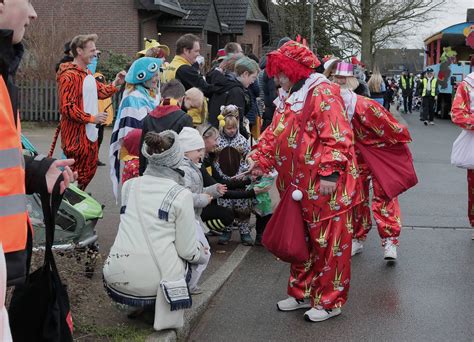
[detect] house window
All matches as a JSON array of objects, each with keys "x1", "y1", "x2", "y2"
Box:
[{"x1": 241, "y1": 43, "x2": 253, "y2": 55}]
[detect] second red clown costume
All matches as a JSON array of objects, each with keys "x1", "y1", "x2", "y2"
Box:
[
  {"x1": 332, "y1": 62, "x2": 414, "y2": 260},
  {"x1": 249, "y1": 41, "x2": 362, "y2": 322}
]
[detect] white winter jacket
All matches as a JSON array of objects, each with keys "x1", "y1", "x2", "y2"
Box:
[{"x1": 103, "y1": 166, "x2": 206, "y2": 331}]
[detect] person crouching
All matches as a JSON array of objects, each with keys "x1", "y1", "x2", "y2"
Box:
[{"x1": 103, "y1": 130, "x2": 209, "y2": 331}]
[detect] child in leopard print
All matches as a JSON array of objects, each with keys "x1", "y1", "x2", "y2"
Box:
[{"x1": 213, "y1": 105, "x2": 253, "y2": 245}]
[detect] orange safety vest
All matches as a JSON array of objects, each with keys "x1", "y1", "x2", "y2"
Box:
[{"x1": 0, "y1": 75, "x2": 28, "y2": 254}]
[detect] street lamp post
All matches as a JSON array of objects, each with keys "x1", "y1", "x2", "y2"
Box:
[
  {"x1": 401, "y1": 47, "x2": 407, "y2": 71},
  {"x1": 310, "y1": 0, "x2": 315, "y2": 51}
]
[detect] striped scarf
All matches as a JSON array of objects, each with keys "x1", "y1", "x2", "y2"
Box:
[{"x1": 109, "y1": 85, "x2": 159, "y2": 200}]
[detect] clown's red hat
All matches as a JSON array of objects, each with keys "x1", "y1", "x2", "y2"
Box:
[{"x1": 266, "y1": 40, "x2": 321, "y2": 84}]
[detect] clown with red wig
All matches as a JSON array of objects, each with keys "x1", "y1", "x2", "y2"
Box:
[{"x1": 248, "y1": 41, "x2": 362, "y2": 322}]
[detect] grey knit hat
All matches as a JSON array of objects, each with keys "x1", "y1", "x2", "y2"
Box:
[{"x1": 141, "y1": 130, "x2": 183, "y2": 169}]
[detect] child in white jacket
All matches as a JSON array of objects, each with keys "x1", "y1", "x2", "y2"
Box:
[
  {"x1": 103, "y1": 130, "x2": 208, "y2": 331},
  {"x1": 178, "y1": 127, "x2": 226, "y2": 293}
]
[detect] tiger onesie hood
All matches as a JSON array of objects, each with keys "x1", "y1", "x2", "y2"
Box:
[{"x1": 56, "y1": 62, "x2": 118, "y2": 189}]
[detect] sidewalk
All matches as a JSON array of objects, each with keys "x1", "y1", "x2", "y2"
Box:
[{"x1": 146, "y1": 241, "x2": 255, "y2": 342}]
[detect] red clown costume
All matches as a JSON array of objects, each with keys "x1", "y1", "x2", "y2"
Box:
[
  {"x1": 451, "y1": 72, "x2": 474, "y2": 235},
  {"x1": 334, "y1": 62, "x2": 413, "y2": 260},
  {"x1": 251, "y1": 41, "x2": 362, "y2": 322}
]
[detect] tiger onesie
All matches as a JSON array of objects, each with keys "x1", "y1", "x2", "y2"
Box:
[{"x1": 57, "y1": 62, "x2": 117, "y2": 190}]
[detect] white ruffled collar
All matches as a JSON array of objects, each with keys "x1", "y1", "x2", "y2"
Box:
[
  {"x1": 286, "y1": 73, "x2": 329, "y2": 106},
  {"x1": 340, "y1": 89, "x2": 357, "y2": 122},
  {"x1": 273, "y1": 73, "x2": 330, "y2": 112},
  {"x1": 465, "y1": 72, "x2": 474, "y2": 88}
]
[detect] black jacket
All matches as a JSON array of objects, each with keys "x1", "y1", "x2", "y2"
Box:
[
  {"x1": 208, "y1": 71, "x2": 250, "y2": 139},
  {"x1": 246, "y1": 80, "x2": 260, "y2": 125},
  {"x1": 0, "y1": 29, "x2": 23, "y2": 121},
  {"x1": 0, "y1": 29, "x2": 57, "y2": 286},
  {"x1": 259, "y1": 57, "x2": 278, "y2": 126},
  {"x1": 259, "y1": 57, "x2": 279, "y2": 131},
  {"x1": 176, "y1": 64, "x2": 214, "y2": 98},
  {"x1": 138, "y1": 105, "x2": 193, "y2": 175}
]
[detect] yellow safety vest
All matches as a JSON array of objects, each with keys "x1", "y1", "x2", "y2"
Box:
[
  {"x1": 422, "y1": 78, "x2": 437, "y2": 97},
  {"x1": 401, "y1": 76, "x2": 414, "y2": 90},
  {"x1": 163, "y1": 55, "x2": 191, "y2": 83}
]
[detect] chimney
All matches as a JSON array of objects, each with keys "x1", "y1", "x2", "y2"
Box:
[{"x1": 467, "y1": 8, "x2": 474, "y2": 22}]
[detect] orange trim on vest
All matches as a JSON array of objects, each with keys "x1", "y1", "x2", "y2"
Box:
[
  {"x1": 0, "y1": 214, "x2": 28, "y2": 252},
  {"x1": 0, "y1": 167, "x2": 25, "y2": 195},
  {"x1": 0, "y1": 76, "x2": 28, "y2": 253}
]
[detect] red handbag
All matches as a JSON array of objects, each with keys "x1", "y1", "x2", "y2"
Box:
[
  {"x1": 261, "y1": 92, "x2": 313, "y2": 264},
  {"x1": 356, "y1": 142, "x2": 418, "y2": 199},
  {"x1": 262, "y1": 184, "x2": 309, "y2": 263}
]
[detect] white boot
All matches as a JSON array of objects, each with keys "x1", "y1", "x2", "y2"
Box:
[
  {"x1": 277, "y1": 297, "x2": 311, "y2": 311},
  {"x1": 383, "y1": 239, "x2": 397, "y2": 260},
  {"x1": 351, "y1": 239, "x2": 363, "y2": 256}
]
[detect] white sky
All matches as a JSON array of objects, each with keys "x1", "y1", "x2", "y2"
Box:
[{"x1": 401, "y1": 0, "x2": 472, "y2": 49}]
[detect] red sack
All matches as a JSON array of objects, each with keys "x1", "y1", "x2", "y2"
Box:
[
  {"x1": 262, "y1": 185, "x2": 309, "y2": 264},
  {"x1": 356, "y1": 142, "x2": 418, "y2": 199}
]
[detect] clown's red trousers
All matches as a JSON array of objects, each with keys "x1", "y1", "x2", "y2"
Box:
[
  {"x1": 467, "y1": 170, "x2": 474, "y2": 226},
  {"x1": 287, "y1": 211, "x2": 352, "y2": 309},
  {"x1": 353, "y1": 161, "x2": 402, "y2": 245}
]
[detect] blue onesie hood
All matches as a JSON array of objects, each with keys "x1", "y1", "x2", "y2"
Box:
[{"x1": 125, "y1": 57, "x2": 162, "y2": 85}]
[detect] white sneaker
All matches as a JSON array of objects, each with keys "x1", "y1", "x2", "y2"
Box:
[
  {"x1": 351, "y1": 239, "x2": 363, "y2": 256},
  {"x1": 384, "y1": 240, "x2": 397, "y2": 260},
  {"x1": 429, "y1": 121, "x2": 435, "y2": 125},
  {"x1": 304, "y1": 307, "x2": 342, "y2": 322},
  {"x1": 277, "y1": 297, "x2": 311, "y2": 311}
]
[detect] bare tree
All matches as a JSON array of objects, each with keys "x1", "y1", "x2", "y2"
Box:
[
  {"x1": 328, "y1": 0, "x2": 447, "y2": 69},
  {"x1": 271, "y1": 0, "x2": 340, "y2": 57}
]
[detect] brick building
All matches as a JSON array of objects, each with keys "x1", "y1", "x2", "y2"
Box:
[{"x1": 32, "y1": 0, "x2": 269, "y2": 61}]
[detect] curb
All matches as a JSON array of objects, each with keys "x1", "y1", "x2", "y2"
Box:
[{"x1": 146, "y1": 244, "x2": 253, "y2": 342}]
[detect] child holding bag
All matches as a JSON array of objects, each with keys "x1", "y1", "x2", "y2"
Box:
[{"x1": 178, "y1": 127, "x2": 227, "y2": 293}]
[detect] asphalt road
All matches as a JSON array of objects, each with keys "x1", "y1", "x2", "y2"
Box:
[{"x1": 188, "y1": 112, "x2": 474, "y2": 342}]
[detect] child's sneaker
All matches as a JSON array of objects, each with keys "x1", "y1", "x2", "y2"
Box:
[
  {"x1": 240, "y1": 233, "x2": 254, "y2": 246},
  {"x1": 277, "y1": 297, "x2": 311, "y2": 311},
  {"x1": 304, "y1": 307, "x2": 341, "y2": 322},
  {"x1": 218, "y1": 231, "x2": 232, "y2": 245}
]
